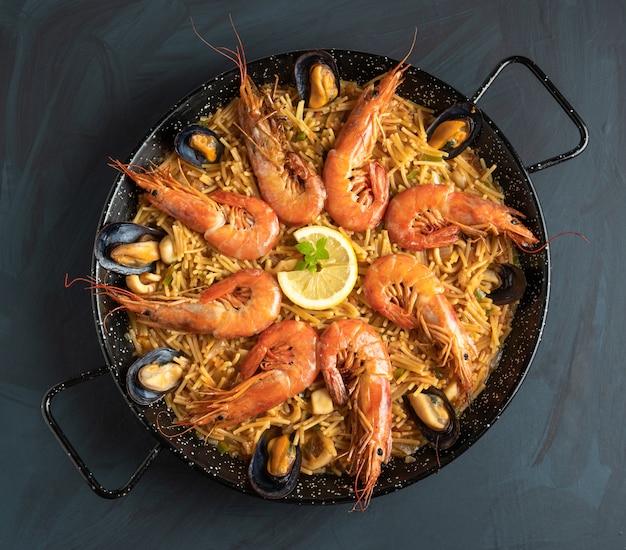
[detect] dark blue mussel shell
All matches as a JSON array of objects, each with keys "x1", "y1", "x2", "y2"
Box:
[
  {"x1": 94, "y1": 222, "x2": 165, "y2": 276},
  {"x1": 126, "y1": 347, "x2": 182, "y2": 406},
  {"x1": 174, "y1": 124, "x2": 224, "y2": 167},
  {"x1": 426, "y1": 101, "x2": 483, "y2": 158},
  {"x1": 248, "y1": 431, "x2": 302, "y2": 499}
]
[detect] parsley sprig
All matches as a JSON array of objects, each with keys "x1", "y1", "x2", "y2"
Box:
[{"x1": 295, "y1": 237, "x2": 330, "y2": 272}]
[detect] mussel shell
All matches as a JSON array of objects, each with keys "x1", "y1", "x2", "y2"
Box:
[
  {"x1": 487, "y1": 263, "x2": 527, "y2": 305},
  {"x1": 95, "y1": 222, "x2": 165, "y2": 275},
  {"x1": 174, "y1": 124, "x2": 224, "y2": 167},
  {"x1": 248, "y1": 431, "x2": 302, "y2": 500},
  {"x1": 403, "y1": 386, "x2": 460, "y2": 451},
  {"x1": 294, "y1": 50, "x2": 340, "y2": 108},
  {"x1": 126, "y1": 347, "x2": 182, "y2": 406},
  {"x1": 425, "y1": 101, "x2": 483, "y2": 159}
]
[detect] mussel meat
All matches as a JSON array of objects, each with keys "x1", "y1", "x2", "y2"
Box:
[
  {"x1": 425, "y1": 102, "x2": 482, "y2": 159},
  {"x1": 95, "y1": 222, "x2": 168, "y2": 275},
  {"x1": 294, "y1": 50, "x2": 340, "y2": 109},
  {"x1": 487, "y1": 263, "x2": 527, "y2": 305},
  {"x1": 174, "y1": 124, "x2": 224, "y2": 167},
  {"x1": 248, "y1": 430, "x2": 302, "y2": 499},
  {"x1": 126, "y1": 347, "x2": 184, "y2": 406},
  {"x1": 403, "y1": 386, "x2": 460, "y2": 451},
  {"x1": 301, "y1": 430, "x2": 337, "y2": 471}
]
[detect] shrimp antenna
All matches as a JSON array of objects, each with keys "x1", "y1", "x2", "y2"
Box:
[
  {"x1": 64, "y1": 274, "x2": 132, "y2": 329},
  {"x1": 156, "y1": 411, "x2": 201, "y2": 439},
  {"x1": 522, "y1": 231, "x2": 589, "y2": 254},
  {"x1": 402, "y1": 27, "x2": 418, "y2": 65},
  {"x1": 190, "y1": 15, "x2": 247, "y2": 82}
]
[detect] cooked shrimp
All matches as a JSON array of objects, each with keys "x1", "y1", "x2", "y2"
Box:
[
  {"x1": 362, "y1": 253, "x2": 477, "y2": 394},
  {"x1": 385, "y1": 184, "x2": 539, "y2": 250},
  {"x1": 179, "y1": 320, "x2": 319, "y2": 428},
  {"x1": 322, "y1": 51, "x2": 412, "y2": 232},
  {"x1": 88, "y1": 268, "x2": 281, "y2": 338},
  {"x1": 198, "y1": 25, "x2": 326, "y2": 226},
  {"x1": 111, "y1": 160, "x2": 280, "y2": 261},
  {"x1": 318, "y1": 319, "x2": 393, "y2": 512}
]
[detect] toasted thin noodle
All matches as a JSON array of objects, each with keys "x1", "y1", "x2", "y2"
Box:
[{"x1": 125, "y1": 78, "x2": 518, "y2": 472}]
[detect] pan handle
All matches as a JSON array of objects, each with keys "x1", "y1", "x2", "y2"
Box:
[
  {"x1": 41, "y1": 366, "x2": 162, "y2": 499},
  {"x1": 470, "y1": 55, "x2": 588, "y2": 173}
]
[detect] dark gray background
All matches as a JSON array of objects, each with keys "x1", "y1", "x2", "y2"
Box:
[{"x1": 2, "y1": 0, "x2": 624, "y2": 548}]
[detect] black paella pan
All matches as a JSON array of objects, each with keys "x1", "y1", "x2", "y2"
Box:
[{"x1": 42, "y1": 50, "x2": 588, "y2": 503}]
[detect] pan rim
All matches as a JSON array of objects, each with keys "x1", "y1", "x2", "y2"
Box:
[{"x1": 91, "y1": 49, "x2": 550, "y2": 504}]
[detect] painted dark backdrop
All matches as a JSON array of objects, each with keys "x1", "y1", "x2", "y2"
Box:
[{"x1": 2, "y1": 0, "x2": 624, "y2": 548}]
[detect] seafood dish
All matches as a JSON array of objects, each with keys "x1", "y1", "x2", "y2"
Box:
[{"x1": 90, "y1": 37, "x2": 542, "y2": 510}]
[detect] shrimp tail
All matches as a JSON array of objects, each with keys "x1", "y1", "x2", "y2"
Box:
[{"x1": 316, "y1": 338, "x2": 349, "y2": 406}]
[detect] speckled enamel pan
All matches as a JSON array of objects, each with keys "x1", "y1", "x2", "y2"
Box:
[{"x1": 43, "y1": 51, "x2": 588, "y2": 503}]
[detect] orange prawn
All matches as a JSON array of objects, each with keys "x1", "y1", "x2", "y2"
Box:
[
  {"x1": 111, "y1": 160, "x2": 280, "y2": 261},
  {"x1": 322, "y1": 47, "x2": 413, "y2": 232},
  {"x1": 195, "y1": 22, "x2": 326, "y2": 227},
  {"x1": 385, "y1": 183, "x2": 539, "y2": 251},
  {"x1": 84, "y1": 268, "x2": 281, "y2": 338},
  {"x1": 179, "y1": 320, "x2": 319, "y2": 428},
  {"x1": 318, "y1": 319, "x2": 393, "y2": 512},
  {"x1": 362, "y1": 253, "x2": 477, "y2": 395}
]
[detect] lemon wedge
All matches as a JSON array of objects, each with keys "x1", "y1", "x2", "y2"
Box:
[{"x1": 277, "y1": 226, "x2": 358, "y2": 310}]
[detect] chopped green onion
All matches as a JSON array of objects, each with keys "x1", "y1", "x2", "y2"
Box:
[
  {"x1": 393, "y1": 368, "x2": 405, "y2": 379},
  {"x1": 422, "y1": 154, "x2": 443, "y2": 162},
  {"x1": 294, "y1": 131, "x2": 307, "y2": 141},
  {"x1": 163, "y1": 263, "x2": 179, "y2": 287},
  {"x1": 407, "y1": 168, "x2": 419, "y2": 181}
]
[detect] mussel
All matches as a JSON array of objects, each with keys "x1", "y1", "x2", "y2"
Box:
[
  {"x1": 294, "y1": 50, "x2": 340, "y2": 109},
  {"x1": 174, "y1": 124, "x2": 224, "y2": 167},
  {"x1": 126, "y1": 347, "x2": 184, "y2": 406},
  {"x1": 425, "y1": 102, "x2": 483, "y2": 159},
  {"x1": 248, "y1": 430, "x2": 302, "y2": 499},
  {"x1": 403, "y1": 386, "x2": 460, "y2": 451},
  {"x1": 95, "y1": 222, "x2": 169, "y2": 275},
  {"x1": 487, "y1": 263, "x2": 527, "y2": 305}
]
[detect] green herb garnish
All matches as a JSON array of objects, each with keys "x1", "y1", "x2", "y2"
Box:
[
  {"x1": 216, "y1": 441, "x2": 229, "y2": 454},
  {"x1": 294, "y1": 131, "x2": 307, "y2": 141},
  {"x1": 422, "y1": 154, "x2": 443, "y2": 162},
  {"x1": 295, "y1": 237, "x2": 330, "y2": 272},
  {"x1": 407, "y1": 168, "x2": 419, "y2": 181},
  {"x1": 162, "y1": 263, "x2": 179, "y2": 287}
]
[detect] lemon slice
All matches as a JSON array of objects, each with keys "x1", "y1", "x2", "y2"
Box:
[{"x1": 277, "y1": 226, "x2": 358, "y2": 310}]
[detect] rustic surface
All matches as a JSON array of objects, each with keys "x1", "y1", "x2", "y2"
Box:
[{"x1": 2, "y1": 1, "x2": 624, "y2": 548}]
